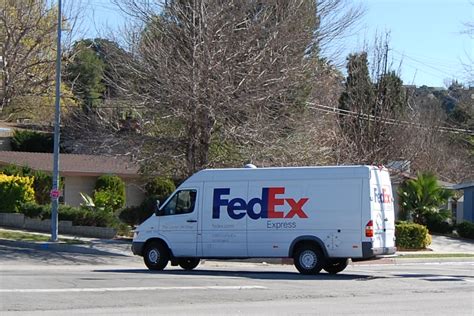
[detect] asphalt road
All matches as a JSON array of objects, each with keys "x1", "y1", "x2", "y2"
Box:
[{"x1": 0, "y1": 243, "x2": 473, "y2": 316}]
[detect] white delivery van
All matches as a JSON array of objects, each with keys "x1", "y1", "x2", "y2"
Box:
[{"x1": 132, "y1": 165, "x2": 396, "y2": 275}]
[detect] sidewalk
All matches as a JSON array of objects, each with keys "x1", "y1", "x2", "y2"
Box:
[
  {"x1": 0, "y1": 227, "x2": 133, "y2": 257},
  {"x1": 1, "y1": 227, "x2": 473, "y2": 264}
]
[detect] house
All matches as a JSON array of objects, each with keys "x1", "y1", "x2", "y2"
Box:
[
  {"x1": 453, "y1": 182, "x2": 474, "y2": 223},
  {"x1": 0, "y1": 151, "x2": 145, "y2": 207},
  {"x1": 0, "y1": 127, "x2": 12, "y2": 151}
]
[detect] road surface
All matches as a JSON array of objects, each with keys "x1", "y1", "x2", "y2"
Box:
[{"x1": 0, "y1": 242, "x2": 473, "y2": 315}]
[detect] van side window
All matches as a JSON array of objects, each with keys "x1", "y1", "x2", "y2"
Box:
[{"x1": 161, "y1": 190, "x2": 197, "y2": 216}]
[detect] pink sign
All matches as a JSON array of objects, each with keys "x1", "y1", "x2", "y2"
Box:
[{"x1": 50, "y1": 189, "x2": 61, "y2": 199}]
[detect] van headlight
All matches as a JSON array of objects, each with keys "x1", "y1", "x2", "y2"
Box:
[{"x1": 133, "y1": 231, "x2": 139, "y2": 239}]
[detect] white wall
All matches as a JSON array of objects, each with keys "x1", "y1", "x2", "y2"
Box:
[
  {"x1": 457, "y1": 196, "x2": 464, "y2": 224},
  {"x1": 64, "y1": 175, "x2": 145, "y2": 207},
  {"x1": 125, "y1": 179, "x2": 146, "y2": 207},
  {"x1": 64, "y1": 176, "x2": 96, "y2": 207}
]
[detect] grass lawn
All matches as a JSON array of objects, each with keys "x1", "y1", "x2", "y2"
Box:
[{"x1": 0, "y1": 230, "x2": 87, "y2": 245}]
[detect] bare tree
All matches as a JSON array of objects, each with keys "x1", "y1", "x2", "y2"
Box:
[
  {"x1": 88, "y1": 0, "x2": 319, "y2": 176},
  {"x1": 62, "y1": 0, "x2": 364, "y2": 177}
]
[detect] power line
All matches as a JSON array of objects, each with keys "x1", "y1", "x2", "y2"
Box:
[
  {"x1": 306, "y1": 102, "x2": 474, "y2": 136},
  {"x1": 392, "y1": 49, "x2": 462, "y2": 79}
]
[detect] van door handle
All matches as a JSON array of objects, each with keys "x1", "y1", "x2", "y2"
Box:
[{"x1": 187, "y1": 219, "x2": 197, "y2": 223}]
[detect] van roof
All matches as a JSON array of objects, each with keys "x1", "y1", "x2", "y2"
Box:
[{"x1": 185, "y1": 165, "x2": 377, "y2": 183}]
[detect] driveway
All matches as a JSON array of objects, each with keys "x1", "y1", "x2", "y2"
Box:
[{"x1": 428, "y1": 234, "x2": 474, "y2": 253}]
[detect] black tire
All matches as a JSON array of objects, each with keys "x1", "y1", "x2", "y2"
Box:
[
  {"x1": 293, "y1": 244, "x2": 326, "y2": 275},
  {"x1": 323, "y1": 258, "x2": 349, "y2": 274},
  {"x1": 143, "y1": 241, "x2": 169, "y2": 271},
  {"x1": 178, "y1": 258, "x2": 200, "y2": 270}
]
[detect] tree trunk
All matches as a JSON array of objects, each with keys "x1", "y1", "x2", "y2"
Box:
[{"x1": 185, "y1": 108, "x2": 215, "y2": 175}]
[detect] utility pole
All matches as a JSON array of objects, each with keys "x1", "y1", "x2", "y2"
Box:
[{"x1": 51, "y1": 0, "x2": 62, "y2": 242}]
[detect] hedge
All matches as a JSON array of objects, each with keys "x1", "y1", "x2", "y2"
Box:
[
  {"x1": 424, "y1": 210, "x2": 453, "y2": 234},
  {"x1": 0, "y1": 174, "x2": 35, "y2": 212},
  {"x1": 119, "y1": 195, "x2": 160, "y2": 226},
  {"x1": 395, "y1": 222, "x2": 432, "y2": 249},
  {"x1": 11, "y1": 130, "x2": 53, "y2": 153},
  {"x1": 18, "y1": 203, "x2": 116, "y2": 228},
  {"x1": 145, "y1": 177, "x2": 175, "y2": 201},
  {"x1": 457, "y1": 222, "x2": 474, "y2": 239}
]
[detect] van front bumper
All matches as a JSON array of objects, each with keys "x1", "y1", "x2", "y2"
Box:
[
  {"x1": 362, "y1": 242, "x2": 396, "y2": 259},
  {"x1": 131, "y1": 242, "x2": 145, "y2": 256}
]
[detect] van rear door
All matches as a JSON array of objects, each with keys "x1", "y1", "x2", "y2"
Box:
[{"x1": 369, "y1": 167, "x2": 396, "y2": 255}]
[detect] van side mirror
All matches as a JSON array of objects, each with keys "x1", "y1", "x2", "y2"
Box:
[{"x1": 154, "y1": 200, "x2": 161, "y2": 216}]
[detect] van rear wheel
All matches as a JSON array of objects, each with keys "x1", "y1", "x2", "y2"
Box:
[
  {"x1": 323, "y1": 258, "x2": 349, "y2": 274},
  {"x1": 293, "y1": 245, "x2": 325, "y2": 275},
  {"x1": 178, "y1": 258, "x2": 200, "y2": 270},
  {"x1": 144, "y1": 241, "x2": 169, "y2": 271}
]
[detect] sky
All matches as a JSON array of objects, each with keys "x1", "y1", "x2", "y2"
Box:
[{"x1": 78, "y1": 0, "x2": 473, "y2": 87}]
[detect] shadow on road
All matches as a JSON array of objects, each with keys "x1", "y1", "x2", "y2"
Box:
[
  {"x1": 393, "y1": 273, "x2": 471, "y2": 281},
  {"x1": 0, "y1": 243, "x2": 130, "y2": 265},
  {"x1": 93, "y1": 267, "x2": 383, "y2": 281}
]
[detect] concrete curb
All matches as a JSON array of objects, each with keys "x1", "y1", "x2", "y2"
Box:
[{"x1": 0, "y1": 239, "x2": 128, "y2": 257}]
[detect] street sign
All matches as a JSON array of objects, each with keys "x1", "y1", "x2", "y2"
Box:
[{"x1": 50, "y1": 189, "x2": 61, "y2": 200}]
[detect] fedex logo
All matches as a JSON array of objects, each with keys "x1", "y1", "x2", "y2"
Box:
[
  {"x1": 212, "y1": 187, "x2": 309, "y2": 220},
  {"x1": 373, "y1": 187, "x2": 392, "y2": 204}
]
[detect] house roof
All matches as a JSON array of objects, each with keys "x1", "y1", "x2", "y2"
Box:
[
  {"x1": 0, "y1": 151, "x2": 140, "y2": 178},
  {"x1": 390, "y1": 171, "x2": 456, "y2": 189},
  {"x1": 390, "y1": 171, "x2": 416, "y2": 184},
  {"x1": 454, "y1": 182, "x2": 474, "y2": 190}
]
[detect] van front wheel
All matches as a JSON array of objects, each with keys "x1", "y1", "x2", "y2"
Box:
[
  {"x1": 323, "y1": 258, "x2": 349, "y2": 274},
  {"x1": 178, "y1": 258, "x2": 200, "y2": 270},
  {"x1": 144, "y1": 241, "x2": 169, "y2": 271},
  {"x1": 294, "y1": 245, "x2": 325, "y2": 275}
]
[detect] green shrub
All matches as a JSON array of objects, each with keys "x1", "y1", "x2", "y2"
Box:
[
  {"x1": 93, "y1": 190, "x2": 120, "y2": 213},
  {"x1": 119, "y1": 195, "x2": 159, "y2": 226},
  {"x1": 18, "y1": 202, "x2": 47, "y2": 218},
  {"x1": 456, "y1": 222, "x2": 474, "y2": 239},
  {"x1": 94, "y1": 175, "x2": 126, "y2": 211},
  {"x1": 118, "y1": 205, "x2": 142, "y2": 226},
  {"x1": 425, "y1": 210, "x2": 453, "y2": 234},
  {"x1": 1, "y1": 166, "x2": 52, "y2": 205},
  {"x1": 39, "y1": 204, "x2": 116, "y2": 227},
  {"x1": 119, "y1": 177, "x2": 175, "y2": 226},
  {"x1": 398, "y1": 172, "x2": 453, "y2": 225},
  {"x1": 1, "y1": 165, "x2": 32, "y2": 176},
  {"x1": 31, "y1": 171, "x2": 52, "y2": 205},
  {"x1": 95, "y1": 174, "x2": 125, "y2": 193},
  {"x1": 145, "y1": 177, "x2": 175, "y2": 202},
  {"x1": 76, "y1": 209, "x2": 115, "y2": 227},
  {"x1": 0, "y1": 174, "x2": 35, "y2": 212},
  {"x1": 11, "y1": 130, "x2": 53, "y2": 153},
  {"x1": 395, "y1": 222, "x2": 432, "y2": 249}
]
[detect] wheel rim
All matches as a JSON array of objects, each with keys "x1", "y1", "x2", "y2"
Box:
[
  {"x1": 300, "y1": 250, "x2": 317, "y2": 269},
  {"x1": 148, "y1": 248, "x2": 159, "y2": 263}
]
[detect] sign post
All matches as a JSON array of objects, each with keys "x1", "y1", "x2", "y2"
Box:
[{"x1": 51, "y1": 0, "x2": 62, "y2": 242}]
